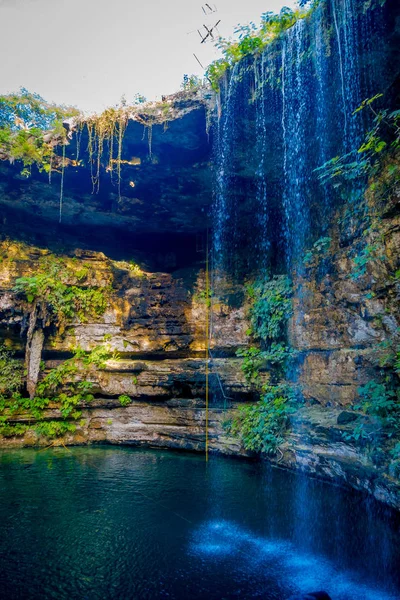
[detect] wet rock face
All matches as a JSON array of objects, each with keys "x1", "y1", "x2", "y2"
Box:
[{"x1": 291, "y1": 203, "x2": 400, "y2": 408}]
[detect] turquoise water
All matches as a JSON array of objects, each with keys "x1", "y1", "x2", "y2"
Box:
[{"x1": 0, "y1": 447, "x2": 399, "y2": 600}]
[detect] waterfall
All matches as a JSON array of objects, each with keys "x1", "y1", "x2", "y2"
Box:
[
  {"x1": 281, "y1": 18, "x2": 310, "y2": 268},
  {"x1": 213, "y1": 63, "x2": 240, "y2": 275},
  {"x1": 313, "y1": 1, "x2": 332, "y2": 223},
  {"x1": 332, "y1": 0, "x2": 363, "y2": 152},
  {"x1": 211, "y1": 0, "x2": 390, "y2": 273},
  {"x1": 254, "y1": 53, "x2": 269, "y2": 273}
]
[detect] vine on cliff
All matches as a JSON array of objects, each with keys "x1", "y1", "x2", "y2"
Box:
[
  {"x1": 232, "y1": 274, "x2": 296, "y2": 456},
  {"x1": 0, "y1": 344, "x2": 117, "y2": 441}
]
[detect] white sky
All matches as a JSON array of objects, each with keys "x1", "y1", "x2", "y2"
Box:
[{"x1": 0, "y1": 0, "x2": 296, "y2": 114}]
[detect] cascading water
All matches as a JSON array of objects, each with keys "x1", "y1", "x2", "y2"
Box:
[
  {"x1": 254, "y1": 53, "x2": 269, "y2": 273},
  {"x1": 213, "y1": 63, "x2": 240, "y2": 276},
  {"x1": 281, "y1": 18, "x2": 310, "y2": 268},
  {"x1": 313, "y1": 1, "x2": 332, "y2": 223},
  {"x1": 331, "y1": 0, "x2": 363, "y2": 152},
  {"x1": 210, "y1": 0, "x2": 396, "y2": 565}
]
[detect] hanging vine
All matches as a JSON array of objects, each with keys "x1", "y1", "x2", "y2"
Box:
[{"x1": 81, "y1": 106, "x2": 128, "y2": 196}]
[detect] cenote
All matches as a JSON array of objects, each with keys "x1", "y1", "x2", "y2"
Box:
[
  {"x1": 0, "y1": 447, "x2": 399, "y2": 600},
  {"x1": 0, "y1": 0, "x2": 400, "y2": 598}
]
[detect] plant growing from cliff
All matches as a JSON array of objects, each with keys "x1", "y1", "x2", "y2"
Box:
[
  {"x1": 0, "y1": 88, "x2": 79, "y2": 174},
  {"x1": 230, "y1": 383, "x2": 295, "y2": 455},
  {"x1": 246, "y1": 275, "x2": 293, "y2": 341},
  {"x1": 316, "y1": 95, "x2": 400, "y2": 188},
  {"x1": 14, "y1": 258, "x2": 109, "y2": 333},
  {"x1": 237, "y1": 343, "x2": 293, "y2": 385},
  {"x1": 0, "y1": 344, "x2": 114, "y2": 440},
  {"x1": 118, "y1": 395, "x2": 131, "y2": 406},
  {"x1": 233, "y1": 275, "x2": 295, "y2": 455},
  {"x1": 237, "y1": 274, "x2": 293, "y2": 385},
  {"x1": 303, "y1": 236, "x2": 332, "y2": 267},
  {"x1": 0, "y1": 344, "x2": 23, "y2": 396},
  {"x1": 350, "y1": 240, "x2": 385, "y2": 280},
  {"x1": 344, "y1": 330, "x2": 400, "y2": 446},
  {"x1": 206, "y1": 6, "x2": 310, "y2": 91},
  {"x1": 181, "y1": 74, "x2": 202, "y2": 91}
]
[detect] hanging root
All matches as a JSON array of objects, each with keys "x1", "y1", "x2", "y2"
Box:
[{"x1": 276, "y1": 447, "x2": 284, "y2": 463}]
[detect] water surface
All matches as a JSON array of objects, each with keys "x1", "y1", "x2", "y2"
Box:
[{"x1": 0, "y1": 447, "x2": 399, "y2": 599}]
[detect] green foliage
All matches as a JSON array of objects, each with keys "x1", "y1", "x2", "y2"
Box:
[
  {"x1": 303, "y1": 236, "x2": 332, "y2": 266},
  {"x1": 193, "y1": 287, "x2": 213, "y2": 307},
  {"x1": 344, "y1": 329, "x2": 400, "y2": 451},
  {"x1": 181, "y1": 74, "x2": 202, "y2": 91},
  {"x1": 128, "y1": 261, "x2": 144, "y2": 277},
  {"x1": 316, "y1": 96, "x2": 400, "y2": 187},
  {"x1": 34, "y1": 421, "x2": 77, "y2": 439},
  {"x1": 351, "y1": 381, "x2": 400, "y2": 439},
  {"x1": 13, "y1": 257, "x2": 109, "y2": 331},
  {"x1": 236, "y1": 343, "x2": 293, "y2": 385},
  {"x1": 0, "y1": 422, "x2": 29, "y2": 438},
  {"x1": 230, "y1": 384, "x2": 295, "y2": 455},
  {"x1": 350, "y1": 240, "x2": 385, "y2": 280},
  {"x1": 0, "y1": 344, "x2": 23, "y2": 396},
  {"x1": 132, "y1": 93, "x2": 147, "y2": 105},
  {"x1": 0, "y1": 344, "x2": 115, "y2": 440},
  {"x1": 236, "y1": 347, "x2": 266, "y2": 385},
  {"x1": 118, "y1": 394, "x2": 131, "y2": 406},
  {"x1": 233, "y1": 274, "x2": 295, "y2": 454},
  {"x1": 0, "y1": 88, "x2": 80, "y2": 172},
  {"x1": 247, "y1": 275, "x2": 293, "y2": 342},
  {"x1": 206, "y1": 6, "x2": 309, "y2": 91}
]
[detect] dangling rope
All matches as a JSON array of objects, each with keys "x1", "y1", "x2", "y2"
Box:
[{"x1": 205, "y1": 231, "x2": 210, "y2": 462}]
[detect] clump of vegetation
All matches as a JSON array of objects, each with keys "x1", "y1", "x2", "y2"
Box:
[
  {"x1": 0, "y1": 344, "x2": 117, "y2": 440},
  {"x1": 231, "y1": 384, "x2": 295, "y2": 455},
  {"x1": 349, "y1": 229, "x2": 385, "y2": 280},
  {"x1": 206, "y1": 7, "x2": 311, "y2": 91},
  {"x1": 0, "y1": 88, "x2": 79, "y2": 174},
  {"x1": 342, "y1": 332, "x2": 400, "y2": 456},
  {"x1": 303, "y1": 236, "x2": 332, "y2": 267},
  {"x1": 0, "y1": 344, "x2": 24, "y2": 396},
  {"x1": 232, "y1": 274, "x2": 295, "y2": 455},
  {"x1": 236, "y1": 343, "x2": 293, "y2": 386},
  {"x1": 316, "y1": 95, "x2": 400, "y2": 188},
  {"x1": 13, "y1": 255, "x2": 110, "y2": 333},
  {"x1": 181, "y1": 74, "x2": 203, "y2": 92},
  {"x1": 118, "y1": 395, "x2": 131, "y2": 406},
  {"x1": 246, "y1": 275, "x2": 293, "y2": 342}
]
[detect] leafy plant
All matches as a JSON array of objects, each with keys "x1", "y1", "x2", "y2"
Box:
[
  {"x1": 303, "y1": 236, "x2": 332, "y2": 266},
  {"x1": 0, "y1": 344, "x2": 114, "y2": 440},
  {"x1": 181, "y1": 74, "x2": 202, "y2": 91},
  {"x1": 350, "y1": 240, "x2": 385, "y2": 280},
  {"x1": 118, "y1": 395, "x2": 131, "y2": 406},
  {"x1": 230, "y1": 384, "x2": 295, "y2": 455},
  {"x1": 0, "y1": 344, "x2": 23, "y2": 396},
  {"x1": 247, "y1": 275, "x2": 293, "y2": 342},
  {"x1": 0, "y1": 88, "x2": 79, "y2": 173},
  {"x1": 356, "y1": 381, "x2": 400, "y2": 434},
  {"x1": 206, "y1": 6, "x2": 310, "y2": 91},
  {"x1": 237, "y1": 343, "x2": 293, "y2": 385},
  {"x1": 13, "y1": 258, "x2": 109, "y2": 332},
  {"x1": 316, "y1": 96, "x2": 400, "y2": 187}
]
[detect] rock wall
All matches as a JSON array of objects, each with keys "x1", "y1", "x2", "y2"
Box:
[{"x1": 0, "y1": 240, "x2": 252, "y2": 457}]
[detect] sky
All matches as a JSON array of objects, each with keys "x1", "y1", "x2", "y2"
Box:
[{"x1": 0, "y1": 0, "x2": 296, "y2": 114}]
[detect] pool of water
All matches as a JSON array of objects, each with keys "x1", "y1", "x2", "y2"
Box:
[{"x1": 0, "y1": 447, "x2": 399, "y2": 600}]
